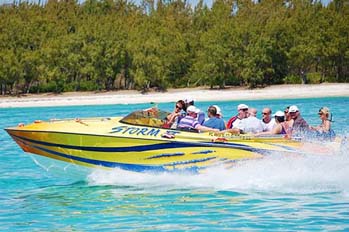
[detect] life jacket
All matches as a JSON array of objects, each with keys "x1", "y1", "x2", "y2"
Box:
[{"x1": 226, "y1": 115, "x2": 238, "y2": 129}]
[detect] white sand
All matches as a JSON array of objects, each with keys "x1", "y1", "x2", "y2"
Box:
[{"x1": 0, "y1": 83, "x2": 348, "y2": 108}]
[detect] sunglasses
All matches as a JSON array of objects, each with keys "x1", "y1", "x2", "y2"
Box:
[
  {"x1": 262, "y1": 112, "x2": 269, "y2": 115},
  {"x1": 176, "y1": 105, "x2": 182, "y2": 109}
]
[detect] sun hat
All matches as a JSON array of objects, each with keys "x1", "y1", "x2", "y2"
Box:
[
  {"x1": 187, "y1": 105, "x2": 200, "y2": 114},
  {"x1": 289, "y1": 105, "x2": 299, "y2": 113},
  {"x1": 273, "y1": 110, "x2": 285, "y2": 117},
  {"x1": 237, "y1": 104, "x2": 249, "y2": 110}
]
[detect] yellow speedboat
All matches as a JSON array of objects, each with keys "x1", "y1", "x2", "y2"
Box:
[{"x1": 5, "y1": 108, "x2": 343, "y2": 173}]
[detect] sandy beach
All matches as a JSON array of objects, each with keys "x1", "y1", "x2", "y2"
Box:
[{"x1": 0, "y1": 83, "x2": 348, "y2": 108}]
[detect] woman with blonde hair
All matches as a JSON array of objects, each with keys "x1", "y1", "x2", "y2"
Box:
[{"x1": 310, "y1": 107, "x2": 335, "y2": 140}]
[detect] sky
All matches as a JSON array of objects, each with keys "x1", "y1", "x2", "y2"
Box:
[{"x1": 0, "y1": 0, "x2": 333, "y2": 7}]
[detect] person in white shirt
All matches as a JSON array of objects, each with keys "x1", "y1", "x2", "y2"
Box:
[
  {"x1": 261, "y1": 107, "x2": 275, "y2": 132},
  {"x1": 240, "y1": 108, "x2": 264, "y2": 133}
]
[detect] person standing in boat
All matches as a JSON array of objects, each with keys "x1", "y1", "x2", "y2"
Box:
[
  {"x1": 309, "y1": 107, "x2": 335, "y2": 140},
  {"x1": 177, "y1": 106, "x2": 219, "y2": 132},
  {"x1": 260, "y1": 107, "x2": 275, "y2": 132},
  {"x1": 203, "y1": 105, "x2": 226, "y2": 131},
  {"x1": 184, "y1": 97, "x2": 205, "y2": 125}
]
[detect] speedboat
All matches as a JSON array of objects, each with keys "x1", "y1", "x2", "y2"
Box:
[{"x1": 5, "y1": 108, "x2": 344, "y2": 173}]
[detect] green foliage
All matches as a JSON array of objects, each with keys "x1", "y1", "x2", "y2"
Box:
[
  {"x1": 0, "y1": 0, "x2": 348, "y2": 95},
  {"x1": 307, "y1": 72, "x2": 322, "y2": 84}
]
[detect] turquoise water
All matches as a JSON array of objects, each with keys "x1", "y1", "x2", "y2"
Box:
[{"x1": 1, "y1": 97, "x2": 349, "y2": 231}]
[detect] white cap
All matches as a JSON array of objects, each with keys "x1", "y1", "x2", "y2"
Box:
[
  {"x1": 289, "y1": 105, "x2": 299, "y2": 113},
  {"x1": 237, "y1": 104, "x2": 249, "y2": 110},
  {"x1": 184, "y1": 97, "x2": 194, "y2": 104},
  {"x1": 187, "y1": 105, "x2": 200, "y2": 113},
  {"x1": 273, "y1": 110, "x2": 285, "y2": 117},
  {"x1": 213, "y1": 105, "x2": 222, "y2": 117}
]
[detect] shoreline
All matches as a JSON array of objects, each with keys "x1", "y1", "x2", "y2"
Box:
[{"x1": 0, "y1": 83, "x2": 348, "y2": 108}]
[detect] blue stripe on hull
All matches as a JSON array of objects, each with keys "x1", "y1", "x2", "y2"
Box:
[{"x1": 11, "y1": 133, "x2": 268, "y2": 154}]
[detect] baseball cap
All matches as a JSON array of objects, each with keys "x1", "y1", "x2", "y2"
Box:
[
  {"x1": 187, "y1": 105, "x2": 200, "y2": 113},
  {"x1": 289, "y1": 105, "x2": 299, "y2": 113},
  {"x1": 237, "y1": 104, "x2": 249, "y2": 110}
]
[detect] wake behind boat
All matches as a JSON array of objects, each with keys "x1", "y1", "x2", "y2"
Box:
[{"x1": 5, "y1": 108, "x2": 344, "y2": 173}]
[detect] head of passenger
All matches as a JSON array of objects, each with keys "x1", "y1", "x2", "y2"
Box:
[
  {"x1": 212, "y1": 105, "x2": 222, "y2": 118},
  {"x1": 175, "y1": 100, "x2": 185, "y2": 113},
  {"x1": 318, "y1": 107, "x2": 330, "y2": 120},
  {"x1": 273, "y1": 111, "x2": 285, "y2": 123},
  {"x1": 262, "y1": 107, "x2": 272, "y2": 122},
  {"x1": 248, "y1": 108, "x2": 257, "y2": 117},
  {"x1": 237, "y1": 104, "x2": 249, "y2": 119},
  {"x1": 288, "y1": 105, "x2": 299, "y2": 119},
  {"x1": 186, "y1": 105, "x2": 199, "y2": 118},
  {"x1": 207, "y1": 105, "x2": 218, "y2": 118}
]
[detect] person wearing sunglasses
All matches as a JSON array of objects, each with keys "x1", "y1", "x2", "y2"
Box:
[
  {"x1": 224, "y1": 104, "x2": 249, "y2": 134},
  {"x1": 309, "y1": 107, "x2": 335, "y2": 140},
  {"x1": 261, "y1": 107, "x2": 275, "y2": 132},
  {"x1": 164, "y1": 100, "x2": 185, "y2": 129}
]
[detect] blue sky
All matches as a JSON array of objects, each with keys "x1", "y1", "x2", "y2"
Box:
[{"x1": 0, "y1": 0, "x2": 333, "y2": 7}]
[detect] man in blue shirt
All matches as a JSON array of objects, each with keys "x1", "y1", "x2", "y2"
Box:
[{"x1": 203, "y1": 105, "x2": 226, "y2": 131}]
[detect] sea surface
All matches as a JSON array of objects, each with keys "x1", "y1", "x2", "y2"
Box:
[{"x1": 1, "y1": 97, "x2": 349, "y2": 231}]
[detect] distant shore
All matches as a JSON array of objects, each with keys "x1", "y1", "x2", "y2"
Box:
[{"x1": 0, "y1": 83, "x2": 348, "y2": 108}]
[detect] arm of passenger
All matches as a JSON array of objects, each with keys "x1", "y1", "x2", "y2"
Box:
[{"x1": 195, "y1": 124, "x2": 219, "y2": 132}]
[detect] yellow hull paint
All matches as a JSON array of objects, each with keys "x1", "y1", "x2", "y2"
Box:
[{"x1": 5, "y1": 116, "x2": 340, "y2": 172}]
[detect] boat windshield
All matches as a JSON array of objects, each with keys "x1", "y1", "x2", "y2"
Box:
[{"x1": 120, "y1": 108, "x2": 170, "y2": 128}]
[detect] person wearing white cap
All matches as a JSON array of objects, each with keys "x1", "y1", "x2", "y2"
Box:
[
  {"x1": 203, "y1": 105, "x2": 226, "y2": 131},
  {"x1": 255, "y1": 110, "x2": 291, "y2": 136},
  {"x1": 184, "y1": 97, "x2": 205, "y2": 125},
  {"x1": 226, "y1": 103, "x2": 249, "y2": 133},
  {"x1": 239, "y1": 108, "x2": 264, "y2": 133},
  {"x1": 261, "y1": 107, "x2": 275, "y2": 132},
  {"x1": 288, "y1": 105, "x2": 309, "y2": 135},
  {"x1": 177, "y1": 105, "x2": 219, "y2": 132}
]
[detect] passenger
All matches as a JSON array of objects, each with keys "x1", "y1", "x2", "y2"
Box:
[
  {"x1": 261, "y1": 107, "x2": 275, "y2": 132},
  {"x1": 309, "y1": 107, "x2": 335, "y2": 140},
  {"x1": 288, "y1": 105, "x2": 309, "y2": 135},
  {"x1": 184, "y1": 97, "x2": 205, "y2": 125},
  {"x1": 212, "y1": 105, "x2": 223, "y2": 118},
  {"x1": 284, "y1": 106, "x2": 292, "y2": 121},
  {"x1": 255, "y1": 111, "x2": 291, "y2": 136},
  {"x1": 239, "y1": 108, "x2": 264, "y2": 133},
  {"x1": 177, "y1": 106, "x2": 219, "y2": 132},
  {"x1": 225, "y1": 104, "x2": 249, "y2": 133},
  {"x1": 203, "y1": 105, "x2": 226, "y2": 131},
  {"x1": 165, "y1": 100, "x2": 185, "y2": 129}
]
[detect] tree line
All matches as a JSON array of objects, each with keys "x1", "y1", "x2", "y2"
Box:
[{"x1": 0, "y1": 0, "x2": 348, "y2": 95}]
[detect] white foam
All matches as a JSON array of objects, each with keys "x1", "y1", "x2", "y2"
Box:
[{"x1": 87, "y1": 151, "x2": 349, "y2": 194}]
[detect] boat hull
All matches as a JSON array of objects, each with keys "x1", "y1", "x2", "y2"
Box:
[{"x1": 5, "y1": 116, "x2": 338, "y2": 173}]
